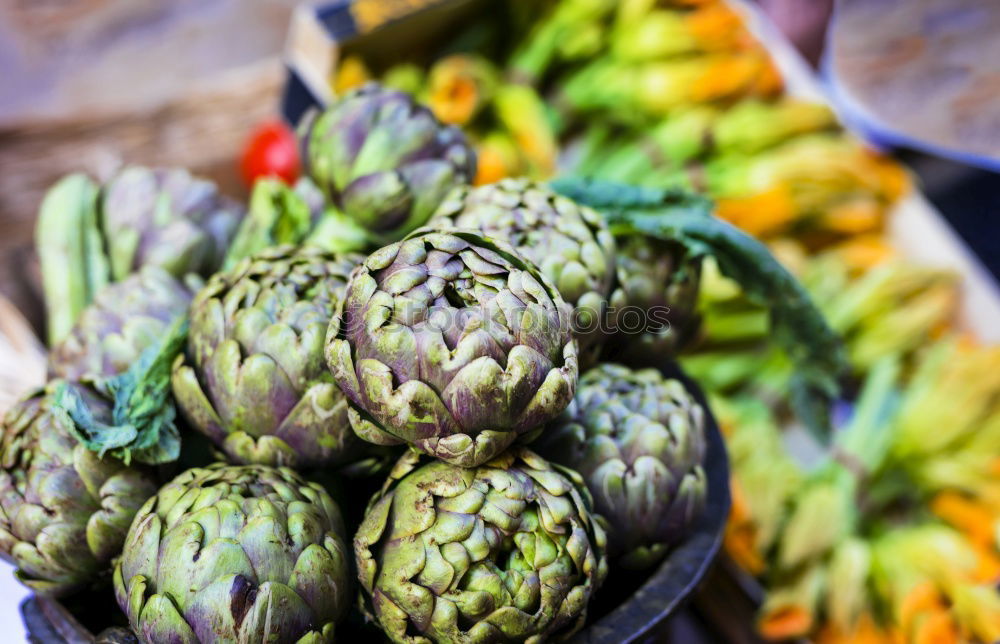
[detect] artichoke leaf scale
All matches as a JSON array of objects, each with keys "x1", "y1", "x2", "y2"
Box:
[
  {"x1": 341, "y1": 172, "x2": 413, "y2": 232},
  {"x1": 138, "y1": 593, "x2": 200, "y2": 644},
  {"x1": 458, "y1": 519, "x2": 493, "y2": 565}
]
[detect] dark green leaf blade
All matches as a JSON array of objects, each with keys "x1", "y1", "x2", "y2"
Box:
[
  {"x1": 551, "y1": 176, "x2": 714, "y2": 219},
  {"x1": 552, "y1": 177, "x2": 846, "y2": 441},
  {"x1": 53, "y1": 382, "x2": 138, "y2": 456},
  {"x1": 54, "y1": 317, "x2": 188, "y2": 465}
]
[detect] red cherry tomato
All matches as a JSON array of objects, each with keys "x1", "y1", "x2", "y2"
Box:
[{"x1": 240, "y1": 120, "x2": 300, "y2": 186}]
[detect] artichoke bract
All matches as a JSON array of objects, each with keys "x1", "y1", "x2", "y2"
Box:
[
  {"x1": 101, "y1": 165, "x2": 244, "y2": 281},
  {"x1": 172, "y1": 245, "x2": 362, "y2": 468},
  {"x1": 432, "y1": 178, "x2": 618, "y2": 359},
  {"x1": 49, "y1": 266, "x2": 195, "y2": 380},
  {"x1": 0, "y1": 383, "x2": 159, "y2": 596},
  {"x1": 301, "y1": 83, "x2": 476, "y2": 243},
  {"x1": 114, "y1": 464, "x2": 350, "y2": 644},
  {"x1": 355, "y1": 448, "x2": 608, "y2": 643},
  {"x1": 606, "y1": 236, "x2": 701, "y2": 364},
  {"x1": 535, "y1": 364, "x2": 708, "y2": 569},
  {"x1": 326, "y1": 229, "x2": 579, "y2": 467}
]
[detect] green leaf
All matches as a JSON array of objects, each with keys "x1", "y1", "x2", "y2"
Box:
[
  {"x1": 223, "y1": 179, "x2": 314, "y2": 269},
  {"x1": 53, "y1": 382, "x2": 138, "y2": 455},
  {"x1": 225, "y1": 178, "x2": 372, "y2": 267},
  {"x1": 55, "y1": 317, "x2": 188, "y2": 465},
  {"x1": 36, "y1": 174, "x2": 111, "y2": 345},
  {"x1": 552, "y1": 177, "x2": 845, "y2": 441},
  {"x1": 551, "y1": 176, "x2": 714, "y2": 219}
]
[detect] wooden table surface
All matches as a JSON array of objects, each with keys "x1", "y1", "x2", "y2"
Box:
[{"x1": 0, "y1": 0, "x2": 306, "y2": 334}]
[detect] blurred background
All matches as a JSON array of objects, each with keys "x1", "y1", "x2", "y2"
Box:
[
  {"x1": 0, "y1": 0, "x2": 300, "y2": 331},
  {"x1": 1, "y1": 0, "x2": 996, "y2": 337}
]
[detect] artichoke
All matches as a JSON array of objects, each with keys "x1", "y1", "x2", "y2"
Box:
[
  {"x1": 604, "y1": 235, "x2": 701, "y2": 365},
  {"x1": 326, "y1": 229, "x2": 578, "y2": 467},
  {"x1": 355, "y1": 448, "x2": 608, "y2": 643},
  {"x1": 36, "y1": 166, "x2": 243, "y2": 344},
  {"x1": 114, "y1": 464, "x2": 350, "y2": 643},
  {"x1": 172, "y1": 245, "x2": 362, "y2": 468},
  {"x1": 49, "y1": 266, "x2": 195, "y2": 380},
  {"x1": 101, "y1": 165, "x2": 244, "y2": 281},
  {"x1": 300, "y1": 83, "x2": 476, "y2": 243},
  {"x1": 0, "y1": 383, "x2": 159, "y2": 595},
  {"x1": 432, "y1": 178, "x2": 618, "y2": 359},
  {"x1": 535, "y1": 364, "x2": 707, "y2": 569}
]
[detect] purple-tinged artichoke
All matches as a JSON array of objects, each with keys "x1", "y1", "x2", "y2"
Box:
[
  {"x1": 172, "y1": 245, "x2": 363, "y2": 468},
  {"x1": 535, "y1": 364, "x2": 707, "y2": 569},
  {"x1": 355, "y1": 448, "x2": 607, "y2": 643},
  {"x1": 326, "y1": 229, "x2": 578, "y2": 467},
  {"x1": 0, "y1": 383, "x2": 159, "y2": 596},
  {"x1": 432, "y1": 178, "x2": 618, "y2": 362},
  {"x1": 36, "y1": 167, "x2": 243, "y2": 345},
  {"x1": 114, "y1": 464, "x2": 350, "y2": 643},
  {"x1": 101, "y1": 165, "x2": 244, "y2": 281},
  {"x1": 49, "y1": 266, "x2": 195, "y2": 381},
  {"x1": 300, "y1": 83, "x2": 476, "y2": 243}
]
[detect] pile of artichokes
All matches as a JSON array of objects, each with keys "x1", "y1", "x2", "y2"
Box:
[{"x1": 2, "y1": 81, "x2": 835, "y2": 644}]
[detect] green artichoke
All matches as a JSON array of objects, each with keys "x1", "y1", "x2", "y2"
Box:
[
  {"x1": 172, "y1": 245, "x2": 362, "y2": 468},
  {"x1": 0, "y1": 383, "x2": 159, "y2": 595},
  {"x1": 326, "y1": 229, "x2": 578, "y2": 467},
  {"x1": 535, "y1": 364, "x2": 707, "y2": 569},
  {"x1": 432, "y1": 178, "x2": 617, "y2": 359},
  {"x1": 355, "y1": 448, "x2": 608, "y2": 643},
  {"x1": 36, "y1": 166, "x2": 243, "y2": 344},
  {"x1": 606, "y1": 235, "x2": 701, "y2": 365},
  {"x1": 49, "y1": 266, "x2": 195, "y2": 380},
  {"x1": 114, "y1": 464, "x2": 350, "y2": 643},
  {"x1": 300, "y1": 83, "x2": 476, "y2": 243}
]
